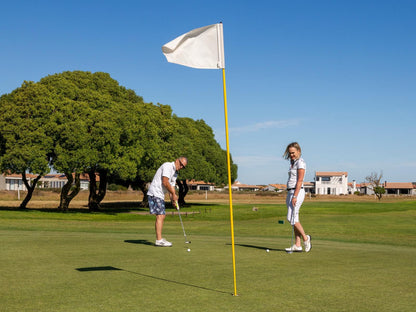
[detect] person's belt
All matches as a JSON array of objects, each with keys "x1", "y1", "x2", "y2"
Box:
[{"x1": 287, "y1": 187, "x2": 303, "y2": 191}]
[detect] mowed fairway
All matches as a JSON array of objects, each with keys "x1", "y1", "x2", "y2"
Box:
[{"x1": 1, "y1": 197, "x2": 415, "y2": 312}]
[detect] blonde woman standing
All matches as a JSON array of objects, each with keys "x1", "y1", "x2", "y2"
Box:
[{"x1": 283, "y1": 142, "x2": 311, "y2": 252}]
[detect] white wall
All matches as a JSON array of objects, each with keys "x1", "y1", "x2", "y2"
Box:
[{"x1": 315, "y1": 174, "x2": 348, "y2": 195}]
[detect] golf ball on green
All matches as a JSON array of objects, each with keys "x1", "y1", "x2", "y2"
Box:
[
  {"x1": 187, "y1": 248, "x2": 191, "y2": 252},
  {"x1": 266, "y1": 249, "x2": 270, "y2": 252}
]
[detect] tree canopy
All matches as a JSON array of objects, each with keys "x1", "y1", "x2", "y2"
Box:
[
  {"x1": 38, "y1": 71, "x2": 146, "y2": 210},
  {"x1": 169, "y1": 116, "x2": 237, "y2": 185},
  {"x1": 0, "y1": 71, "x2": 238, "y2": 210},
  {"x1": 0, "y1": 81, "x2": 56, "y2": 207}
]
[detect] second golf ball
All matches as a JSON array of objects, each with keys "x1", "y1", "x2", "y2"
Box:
[
  {"x1": 266, "y1": 249, "x2": 270, "y2": 252},
  {"x1": 187, "y1": 248, "x2": 191, "y2": 252}
]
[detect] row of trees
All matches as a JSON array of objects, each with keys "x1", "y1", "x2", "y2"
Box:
[{"x1": 0, "y1": 71, "x2": 237, "y2": 211}]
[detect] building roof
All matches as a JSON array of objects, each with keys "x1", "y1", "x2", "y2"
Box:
[
  {"x1": 316, "y1": 171, "x2": 348, "y2": 177},
  {"x1": 3, "y1": 173, "x2": 40, "y2": 179},
  {"x1": 186, "y1": 179, "x2": 214, "y2": 186},
  {"x1": 384, "y1": 182, "x2": 414, "y2": 189},
  {"x1": 269, "y1": 183, "x2": 287, "y2": 189},
  {"x1": 231, "y1": 181, "x2": 262, "y2": 189}
]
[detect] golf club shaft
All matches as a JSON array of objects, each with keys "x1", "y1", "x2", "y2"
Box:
[
  {"x1": 178, "y1": 209, "x2": 187, "y2": 239},
  {"x1": 176, "y1": 201, "x2": 188, "y2": 242}
]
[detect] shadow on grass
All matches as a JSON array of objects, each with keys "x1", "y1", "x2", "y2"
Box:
[
  {"x1": 0, "y1": 201, "x2": 220, "y2": 214},
  {"x1": 124, "y1": 239, "x2": 154, "y2": 246},
  {"x1": 76, "y1": 266, "x2": 231, "y2": 295},
  {"x1": 182, "y1": 202, "x2": 221, "y2": 207},
  {"x1": 230, "y1": 243, "x2": 286, "y2": 252},
  {"x1": 76, "y1": 266, "x2": 122, "y2": 272},
  {"x1": 0, "y1": 201, "x2": 149, "y2": 214},
  {"x1": 0, "y1": 206, "x2": 90, "y2": 213}
]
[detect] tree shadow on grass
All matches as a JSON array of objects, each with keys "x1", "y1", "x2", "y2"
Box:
[
  {"x1": 0, "y1": 206, "x2": 90, "y2": 213},
  {"x1": 75, "y1": 266, "x2": 231, "y2": 295},
  {"x1": 0, "y1": 201, "x2": 149, "y2": 214},
  {"x1": 182, "y1": 202, "x2": 221, "y2": 207},
  {"x1": 0, "y1": 201, "x2": 219, "y2": 214},
  {"x1": 100, "y1": 201, "x2": 144, "y2": 210}
]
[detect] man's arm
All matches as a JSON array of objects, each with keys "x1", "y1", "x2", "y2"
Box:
[{"x1": 162, "y1": 176, "x2": 178, "y2": 203}]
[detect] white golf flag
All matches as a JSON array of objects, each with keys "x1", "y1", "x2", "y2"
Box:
[{"x1": 162, "y1": 23, "x2": 225, "y2": 69}]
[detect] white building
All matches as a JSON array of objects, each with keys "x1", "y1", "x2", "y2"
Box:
[
  {"x1": 347, "y1": 180, "x2": 360, "y2": 194},
  {"x1": 225, "y1": 181, "x2": 262, "y2": 192},
  {"x1": 0, "y1": 173, "x2": 94, "y2": 191},
  {"x1": 0, "y1": 173, "x2": 38, "y2": 191},
  {"x1": 39, "y1": 174, "x2": 68, "y2": 189},
  {"x1": 187, "y1": 180, "x2": 215, "y2": 191},
  {"x1": 315, "y1": 172, "x2": 348, "y2": 195}
]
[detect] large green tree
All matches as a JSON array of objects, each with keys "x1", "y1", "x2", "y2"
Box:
[
  {"x1": 39, "y1": 71, "x2": 145, "y2": 211},
  {"x1": 0, "y1": 71, "x2": 146, "y2": 211},
  {"x1": 0, "y1": 81, "x2": 55, "y2": 208},
  {"x1": 1, "y1": 70, "x2": 238, "y2": 211}
]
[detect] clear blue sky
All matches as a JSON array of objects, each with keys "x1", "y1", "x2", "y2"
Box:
[{"x1": 1, "y1": 0, "x2": 415, "y2": 185}]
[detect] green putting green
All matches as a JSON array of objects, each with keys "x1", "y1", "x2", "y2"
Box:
[{"x1": 1, "y1": 200, "x2": 415, "y2": 312}]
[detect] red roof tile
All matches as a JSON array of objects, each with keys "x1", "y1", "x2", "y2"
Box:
[{"x1": 316, "y1": 171, "x2": 348, "y2": 176}]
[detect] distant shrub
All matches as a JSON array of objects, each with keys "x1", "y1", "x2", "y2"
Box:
[
  {"x1": 107, "y1": 184, "x2": 128, "y2": 191},
  {"x1": 255, "y1": 192, "x2": 283, "y2": 197}
]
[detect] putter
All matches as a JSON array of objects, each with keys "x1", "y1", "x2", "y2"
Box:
[{"x1": 176, "y1": 201, "x2": 191, "y2": 244}]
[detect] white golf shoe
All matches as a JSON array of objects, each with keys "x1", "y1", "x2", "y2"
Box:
[
  {"x1": 304, "y1": 235, "x2": 312, "y2": 252},
  {"x1": 155, "y1": 238, "x2": 172, "y2": 247},
  {"x1": 285, "y1": 244, "x2": 302, "y2": 252}
]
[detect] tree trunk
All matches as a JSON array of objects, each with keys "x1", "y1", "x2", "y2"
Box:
[
  {"x1": 88, "y1": 170, "x2": 108, "y2": 211},
  {"x1": 19, "y1": 172, "x2": 43, "y2": 209},
  {"x1": 59, "y1": 172, "x2": 81, "y2": 212},
  {"x1": 176, "y1": 179, "x2": 189, "y2": 206},
  {"x1": 137, "y1": 179, "x2": 148, "y2": 207}
]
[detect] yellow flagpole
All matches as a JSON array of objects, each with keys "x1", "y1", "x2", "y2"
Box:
[{"x1": 222, "y1": 68, "x2": 238, "y2": 296}]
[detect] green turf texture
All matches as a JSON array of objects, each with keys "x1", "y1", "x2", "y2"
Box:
[{"x1": 1, "y1": 200, "x2": 415, "y2": 311}]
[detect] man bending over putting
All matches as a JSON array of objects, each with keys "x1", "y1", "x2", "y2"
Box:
[{"x1": 147, "y1": 157, "x2": 188, "y2": 247}]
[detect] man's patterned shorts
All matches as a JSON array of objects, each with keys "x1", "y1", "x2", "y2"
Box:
[{"x1": 148, "y1": 195, "x2": 165, "y2": 215}]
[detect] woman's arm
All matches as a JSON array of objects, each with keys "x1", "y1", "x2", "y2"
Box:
[{"x1": 292, "y1": 168, "x2": 305, "y2": 205}]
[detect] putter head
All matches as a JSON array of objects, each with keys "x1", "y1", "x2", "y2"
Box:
[
  {"x1": 285, "y1": 247, "x2": 294, "y2": 254},
  {"x1": 185, "y1": 241, "x2": 191, "y2": 244}
]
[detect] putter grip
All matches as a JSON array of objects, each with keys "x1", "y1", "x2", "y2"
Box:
[{"x1": 175, "y1": 201, "x2": 179, "y2": 210}]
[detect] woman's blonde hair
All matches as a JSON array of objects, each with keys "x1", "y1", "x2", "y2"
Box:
[{"x1": 283, "y1": 142, "x2": 301, "y2": 160}]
